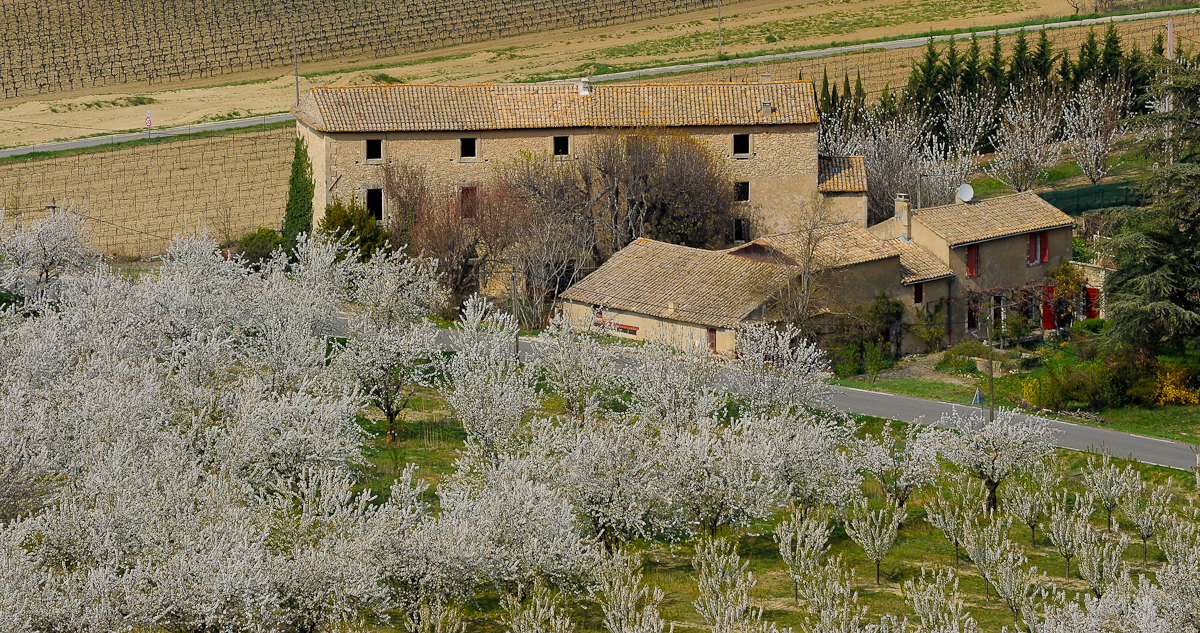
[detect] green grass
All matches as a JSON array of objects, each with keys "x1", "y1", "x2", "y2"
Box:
[
  {"x1": 348, "y1": 385, "x2": 1198, "y2": 630},
  {"x1": 833, "y1": 377, "x2": 979, "y2": 404}
]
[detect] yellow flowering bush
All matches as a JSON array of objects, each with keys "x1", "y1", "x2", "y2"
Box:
[
  {"x1": 1155, "y1": 367, "x2": 1199, "y2": 407},
  {"x1": 1021, "y1": 377, "x2": 1041, "y2": 406}
]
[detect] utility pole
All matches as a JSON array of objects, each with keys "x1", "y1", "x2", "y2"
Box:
[
  {"x1": 717, "y1": 0, "x2": 723, "y2": 58},
  {"x1": 293, "y1": 22, "x2": 300, "y2": 106},
  {"x1": 511, "y1": 260, "x2": 520, "y2": 359}
]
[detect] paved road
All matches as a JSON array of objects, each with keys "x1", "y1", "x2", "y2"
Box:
[
  {"x1": 0, "y1": 113, "x2": 295, "y2": 159},
  {"x1": 585, "y1": 7, "x2": 1200, "y2": 83},
  {"x1": 4, "y1": 7, "x2": 1197, "y2": 158},
  {"x1": 827, "y1": 386, "x2": 1197, "y2": 471},
  {"x1": 448, "y1": 326, "x2": 1199, "y2": 472}
]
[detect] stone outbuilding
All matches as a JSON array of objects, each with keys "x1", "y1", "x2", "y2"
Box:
[
  {"x1": 560, "y1": 192, "x2": 1078, "y2": 355},
  {"x1": 291, "y1": 80, "x2": 868, "y2": 237}
]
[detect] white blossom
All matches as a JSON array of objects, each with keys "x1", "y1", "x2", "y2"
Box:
[
  {"x1": 1084, "y1": 453, "x2": 1140, "y2": 532},
  {"x1": 942, "y1": 407, "x2": 1057, "y2": 511},
  {"x1": 593, "y1": 549, "x2": 669, "y2": 633},
  {"x1": 728, "y1": 322, "x2": 832, "y2": 415},
  {"x1": 844, "y1": 497, "x2": 906, "y2": 586},
  {"x1": 986, "y1": 81, "x2": 1063, "y2": 192},
  {"x1": 859, "y1": 422, "x2": 944, "y2": 508}
]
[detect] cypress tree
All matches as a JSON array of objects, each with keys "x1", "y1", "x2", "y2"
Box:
[
  {"x1": 1125, "y1": 42, "x2": 1150, "y2": 112},
  {"x1": 1033, "y1": 30, "x2": 1055, "y2": 81},
  {"x1": 1075, "y1": 29, "x2": 1100, "y2": 83},
  {"x1": 821, "y1": 67, "x2": 832, "y2": 112},
  {"x1": 941, "y1": 37, "x2": 962, "y2": 96},
  {"x1": 1008, "y1": 29, "x2": 1031, "y2": 87},
  {"x1": 962, "y1": 34, "x2": 983, "y2": 94},
  {"x1": 282, "y1": 134, "x2": 315, "y2": 254},
  {"x1": 911, "y1": 38, "x2": 942, "y2": 111},
  {"x1": 1057, "y1": 51, "x2": 1073, "y2": 88},
  {"x1": 985, "y1": 33, "x2": 1006, "y2": 96},
  {"x1": 1152, "y1": 32, "x2": 1165, "y2": 58},
  {"x1": 842, "y1": 73, "x2": 853, "y2": 108},
  {"x1": 1100, "y1": 22, "x2": 1123, "y2": 82},
  {"x1": 879, "y1": 83, "x2": 898, "y2": 118},
  {"x1": 854, "y1": 71, "x2": 867, "y2": 116}
]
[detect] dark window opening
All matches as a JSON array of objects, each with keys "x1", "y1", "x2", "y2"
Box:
[
  {"x1": 553, "y1": 136, "x2": 570, "y2": 156},
  {"x1": 733, "y1": 134, "x2": 751, "y2": 155},
  {"x1": 967, "y1": 299, "x2": 979, "y2": 330},
  {"x1": 366, "y1": 188, "x2": 384, "y2": 221},
  {"x1": 733, "y1": 218, "x2": 750, "y2": 242},
  {"x1": 459, "y1": 185, "x2": 478, "y2": 218},
  {"x1": 460, "y1": 137, "x2": 477, "y2": 159},
  {"x1": 735, "y1": 182, "x2": 750, "y2": 202},
  {"x1": 708, "y1": 327, "x2": 717, "y2": 351},
  {"x1": 366, "y1": 139, "x2": 382, "y2": 160},
  {"x1": 913, "y1": 283, "x2": 924, "y2": 304}
]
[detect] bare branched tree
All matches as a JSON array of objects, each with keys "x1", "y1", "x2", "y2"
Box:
[
  {"x1": 987, "y1": 81, "x2": 1063, "y2": 192},
  {"x1": 1064, "y1": 78, "x2": 1133, "y2": 185}
]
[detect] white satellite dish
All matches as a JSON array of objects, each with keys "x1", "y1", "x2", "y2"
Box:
[{"x1": 957, "y1": 183, "x2": 975, "y2": 203}]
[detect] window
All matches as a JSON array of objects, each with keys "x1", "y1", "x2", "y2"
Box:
[
  {"x1": 733, "y1": 218, "x2": 750, "y2": 242},
  {"x1": 365, "y1": 139, "x2": 382, "y2": 161},
  {"x1": 459, "y1": 137, "x2": 477, "y2": 159},
  {"x1": 552, "y1": 136, "x2": 570, "y2": 156},
  {"x1": 913, "y1": 282, "x2": 924, "y2": 304},
  {"x1": 967, "y1": 298, "x2": 979, "y2": 330},
  {"x1": 735, "y1": 182, "x2": 750, "y2": 202},
  {"x1": 1028, "y1": 231, "x2": 1050, "y2": 264},
  {"x1": 459, "y1": 185, "x2": 478, "y2": 218},
  {"x1": 732, "y1": 134, "x2": 751, "y2": 156},
  {"x1": 707, "y1": 327, "x2": 717, "y2": 351},
  {"x1": 366, "y1": 188, "x2": 383, "y2": 221},
  {"x1": 966, "y1": 244, "x2": 980, "y2": 277}
]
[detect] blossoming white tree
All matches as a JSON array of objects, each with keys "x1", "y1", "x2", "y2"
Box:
[
  {"x1": 987, "y1": 81, "x2": 1063, "y2": 192},
  {"x1": 1084, "y1": 453, "x2": 1139, "y2": 532},
  {"x1": 859, "y1": 421, "x2": 944, "y2": 509},
  {"x1": 943, "y1": 408, "x2": 1057, "y2": 511},
  {"x1": 844, "y1": 497, "x2": 906, "y2": 585},
  {"x1": 1063, "y1": 79, "x2": 1132, "y2": 185}
]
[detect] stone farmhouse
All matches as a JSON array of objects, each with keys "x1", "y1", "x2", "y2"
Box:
[
  {"x1": 291, "y1": 79, "x2": 868, "y2": 237},
  {"x1": 560, "y1": 192, "x2": 1080, "y2": 355}
]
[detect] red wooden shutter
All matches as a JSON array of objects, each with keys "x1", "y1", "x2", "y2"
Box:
[
  {"x1": 1086, "y1": 288, "x2": 1100, "y2": 319},
  {"x1": 1040, "y1": 231, "x2": 1050, "y2": 263},
  {"x1": 967, "y1": 245, "x2": 979, "y2": 276},
  {"x1": 1042, "y1": 286, "x2": 1056, "y2": 330},
  {"x1": 1028, "y1": 234, "x2": 1036, "y2": 264}
]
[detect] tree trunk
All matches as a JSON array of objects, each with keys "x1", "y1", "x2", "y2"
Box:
[
  {"x1": 984, "y1": 577, "x2": 990, "y2": 601},
  {"x1": 1065, "y1": 555, "x2": 1071, "y2": 581},
  {"x1": 1143, "y1": 537, "x2": 1148, "y2": 568},
  {"x1": 1030, "y1": 524, "x2": 1036, "y2": 547},
  {"x1": 794, "y1": 579, "x2": 799, "y2": 606},
  {"x1": 876, "y1": 562, "x2": 881, "y2": 585},
  {"x1": 1106, "y1": 507, "x2": 1113, "y2": 532},
  {"x1": 985, "y1": 478, "x2": 999, "y2": 512}
]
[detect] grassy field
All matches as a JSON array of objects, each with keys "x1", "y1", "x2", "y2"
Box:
[
  {"x1": 0, "y1": 123, "x2": 292, "y2": 257},
  {"x1": 354, "y1": 384, "x2": 1197, "y2": 632}
]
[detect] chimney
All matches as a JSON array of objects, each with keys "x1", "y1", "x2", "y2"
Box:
[
  {"x1": 578, "y1": 78, "x2": 591, "y2": 96},
  {"x1": 760, "y1": 72, "x2": 772, "y2": 83},
  {"x1": 895, "y1": 193, "x2": 912, "y2": 241},
  {"x1": 666, "y1": 300, "x2": 677, "y2": 316}
]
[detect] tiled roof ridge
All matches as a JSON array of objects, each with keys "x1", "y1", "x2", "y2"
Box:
[{"x1": 912, "y1": 192, "x2": 1076, "y2": 246}]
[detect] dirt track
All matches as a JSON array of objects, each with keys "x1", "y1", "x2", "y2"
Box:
[{"x1": 0, "y1": 0, "x2": 1073, "y2": 148}]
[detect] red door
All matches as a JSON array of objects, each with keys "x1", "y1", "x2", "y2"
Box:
[
  {"x1": 1042, "y1": 286, "x2": 1056, "y2": 330},
  {"x1": 1086, "y1": 288, "x2": 1100, "y2": 319}
]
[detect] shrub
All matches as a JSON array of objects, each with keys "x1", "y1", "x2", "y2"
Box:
[
  {"x1": 318, "y1": 196, "x2": 388, "y2": 262},
  {"x1": 835, "y1": 343, "x2": 862, "y2": 378},
  {"x1": 235, "y1": 227, "x2": 283, "y2": 264},
  {"x1": 1072, "y1": 318, "x2": 1109, "y2": 335},
  {"x1": 937, "y1": 341, "x2": 988, "y2": 373},
  {"x1": 1155, "y1": 365, "x2": 1199, "y2": 406}
]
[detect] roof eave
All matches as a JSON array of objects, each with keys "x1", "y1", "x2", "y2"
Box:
[{"x1": 947, "y1": 222, "x2": 1077, "y2": 248}]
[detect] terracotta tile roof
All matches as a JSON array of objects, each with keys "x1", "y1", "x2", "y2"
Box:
[
  {"x1": 293, "y1": 81, "x2": 820, "y2": 132},
  {"x1": 892, "y1": 239, "x2": 954, "y2": 284},
  {"x1": 740, "y1": 222, "x2": 898, "y2": 269},
  {"x1": 560, "y1": 238, "x2": 795, "y2": 329},
  {"x1": 818, "y1": 156, "x2": 867, "y2": 193},
  {"x1": 913, "y1": 192, "x2": 1075, "y2": 247}
]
